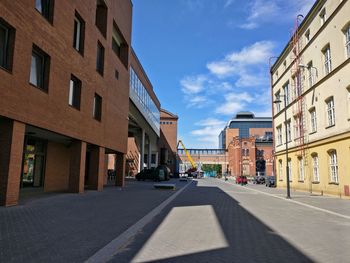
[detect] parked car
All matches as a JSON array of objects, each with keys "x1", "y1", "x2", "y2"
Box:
[
  {"x1": 235, "y1": 176, "x2": 248, "y2": 185},
  {"x1": 265, "y1": 176, "x2": 276, "y2": 187},
  {"x1": 253, "y1": 176, "x2": 265, "y2": 184},
  {"x1": 136, "y1": 168, "x2": 157, "y2": 181}
]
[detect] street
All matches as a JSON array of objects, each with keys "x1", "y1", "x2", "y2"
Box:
[
  {"x1": 1, "y1": 178, "x2": 350, "y2": 263},
  {"x1": 109, "y1": 178, "x2": 350, "y2": 263}
]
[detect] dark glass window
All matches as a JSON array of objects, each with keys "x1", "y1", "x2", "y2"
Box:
[
  {"x1": 96, "y1": 42, "x2": 104, "y2": 75},
  {"x1": 93, "y1": 93, "x2": 102, "y2": 121},
  {"x1": 29, "y1": 44, "x2": 50, "y2": 91},
  {"x1": 69, "y1": 75, "x2": 81, "y2": 110},
  {"x1": 0, "y1": 18, "x2": 15, "y2": 71},
  {"x1": 112, "y1": 22, "x2": 129, "y2": 68},
  {"x1": 95, "y1": 0, "x2": 107, "y2": 37},
  {"x1": 35, "y1": 0, "x2": 54, "y2": 23},
  {"x1": 73, "y1": 11, "x2": 85, "y2": 55}
]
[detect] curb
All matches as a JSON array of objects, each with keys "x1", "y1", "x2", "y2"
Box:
[{"x1": 85, "y1": 180, "x2": 193, "y2": 263}]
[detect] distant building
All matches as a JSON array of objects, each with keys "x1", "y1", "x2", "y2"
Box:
[
  {"x1": 220, "y1": 112, "x2": 273, "y2": 177},
  {"x1": 159, "y1": 109, "x2": 178, "y2": 174},
  {"x1": 271, "y1": 0, "x2": 350, "y2": 198}
]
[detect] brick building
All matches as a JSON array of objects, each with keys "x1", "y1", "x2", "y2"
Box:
[
  {"x1": 219, "y1": 112, "x2": 273, "y2": 177},
  {"x1": 159, "y1": 109, "x2": 178, "y2": 174},
  {"x1": 0, "y1": 0, "x2": 132, "y2": 206}
]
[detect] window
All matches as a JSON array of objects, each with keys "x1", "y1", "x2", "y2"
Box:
[
  {"x1": 96, "y1": 42, "x2": 104, "y2": 75},
  {"x1": 93, "y1": 93, "x2": 102, "y2": 121},
  {"x1": 0, "y1": 18, "x2": 15, "y2": 71},
  {"x1": 275, "y1": 71, "x2": 279, "y2": 81},
  {"x1": 287, "y1": 159, "x2": 292, "y2": 182},
  {"x1": 275, "y1": 91, "x2": 281, "y2": 113},
  {"x1": 283, "y1": 82, "x2": 290, "y2": 105},
  {"x1": 307, "y1": 61, "x2": 314, "y2": 87},
  {"x1": 69, "y1": 75, "x2": 81, "y2": 110},
  {"x1": 283, "y1": 60, "x2": 287, "y2": 71},
  {"x1": 347, "y1": 87, "x2": 350, "y2": 119},
  {"x1": 286, "y1": 119, "x2": 292, "y2": 142},
  {"x1": 298, "y1": 157, "x2": 304, "y2": 181},
  {"x1": 305, "y1": 29, "x2": 310, "y2": 43},
  {"x1": 294, "y1": 116, "x2": 301, "y2": 139},
  {"x1": 329, "y1": 150, "x2": 338, "y2": 183},
  {"x1": 312, "y1": 154, "x2": 320, "y2": 182},
  {"x1": 309, "y1": 108, "x2": 317, "y2": 133},
  {"x1": 277, "y1": 126, "x2": 282, "y2": 145},
  {"x1": 30, "y1": 44, "x2": 50, "y2": 91},
  {"x1": 323, "y1": 45, "x2": 332, "y2": 74},
  {"x1": 320, "y1": 8, "x2": 326, "y2": 25},
  {"x1": 73, "y1": 11, "x2": 85, "y2": 55},
  {"x1": 326, "y1": 97, "x2": 335, "y2": 127},
  {"x1": 112, "y1": 22, "x2": 129, "y2": 68},
  {"x1": 35, "y1": 0, "x2": 54, "y2": 23},
  {"x1": 345, "y1": 24, "x2": 350, "y2": 58},
  {"x1": 278, "y1": 160, "x2": 283, "y2": 181},
  {"x1": 95, "y1": 0, "x2": 108, "y2": 37}
]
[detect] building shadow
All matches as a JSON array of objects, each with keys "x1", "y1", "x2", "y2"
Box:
[{"x1": 111, "y1": 180, "x2": 314, "y2": 263}]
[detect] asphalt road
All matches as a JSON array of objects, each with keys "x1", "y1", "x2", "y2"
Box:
[{"x1": 109, "y1": 178, "x2": 350, "y2": 263}]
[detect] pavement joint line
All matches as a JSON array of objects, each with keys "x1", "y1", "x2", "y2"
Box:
[
  {"x1": 85, "y1": 180, "x2": 193, "y2": 263},
  {"x1": 217, "y1": 179, "x2": 350, "y2": 221}
]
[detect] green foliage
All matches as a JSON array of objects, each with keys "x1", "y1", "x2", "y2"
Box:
[{"x1": 201, "y1": 164, "x2": 222, "y2": 173}]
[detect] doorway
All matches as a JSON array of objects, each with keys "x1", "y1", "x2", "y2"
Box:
[{"x1": 21, "y1": 137, "x2": 47, "y2": 188}]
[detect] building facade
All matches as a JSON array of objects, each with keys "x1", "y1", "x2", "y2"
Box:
[
  {"x1": 159, "y1": 109, "x2": 178, "y2": 174},
  {"x1": 0, "y1": 0, "x2": 132, "y2": 206},
  {"x1": 220, "y1": 112, "x2": 273, "y2": 177},
  {"x1": 271, "y1": 0, "x2": 350, "y2": 198}
]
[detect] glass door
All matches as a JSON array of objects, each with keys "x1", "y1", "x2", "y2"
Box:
[{"x1": 21, "y1": 138, "x2": 46, "y2": 188}]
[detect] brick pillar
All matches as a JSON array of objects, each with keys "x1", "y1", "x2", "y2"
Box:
[
  {"x1": 0, "y1": 119, "x2": 25, "y2": 206},
  {"x1": 115, "y1": 153, "x2": 125, "y2": 187},
  {"x1": 89, "y1": 146, "x2": 105, "y2": 191},
  {"x1": 69, "y1": 141, "x2": 86, "y2": 193}
]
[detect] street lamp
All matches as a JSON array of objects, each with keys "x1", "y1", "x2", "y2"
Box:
[{"x1": 273, "y1": 94, "x2": 291, "y2": 199}]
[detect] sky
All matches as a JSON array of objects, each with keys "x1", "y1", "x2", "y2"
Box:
[{"x1": 131, "y1": 0, "x2": 316, "y2": 149}]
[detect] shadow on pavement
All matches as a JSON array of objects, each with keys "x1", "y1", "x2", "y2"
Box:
[{"x1": 111, "y1": 180, "x2": 314, "y2": 263}]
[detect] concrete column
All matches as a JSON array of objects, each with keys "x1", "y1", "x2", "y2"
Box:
[
  {"x1": 89, "y1": 146, "x2": 105, "y2": 191},
  {"x1": 0, "y1": 119, "x2": 25, "y2": 206},
  {"x1": 140, "y1": 129, "x2": 145, "y2": 171},
  {"x1": 69, "y1": 141, "x2": 86, "y2": 193},
  {"x1": 115, "y1": 153, "x2": 125, "y2": 187},
  {"x1": 147, "y1": 138, "x2": 152, "y2": 168}
]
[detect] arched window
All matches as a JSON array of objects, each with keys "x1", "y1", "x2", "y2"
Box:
[
  {"x1": 328, "y1": 150, "x2": 339, "y2": 183},
  {"x1": 311, "y1": 153, "x2": 320, "y2": 182}
]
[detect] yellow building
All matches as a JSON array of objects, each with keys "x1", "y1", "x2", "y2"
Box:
[{"x1": 271, "y1": 0, "x2": 350, "y2": 198}]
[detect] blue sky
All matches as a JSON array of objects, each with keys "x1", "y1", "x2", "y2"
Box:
[{"x1": 131, "y1": 0, "x2": 316, "y2": 148}]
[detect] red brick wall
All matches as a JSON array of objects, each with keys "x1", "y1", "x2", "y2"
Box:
[
  {"x1": 44, "y1": 142, "x2": 70, "y2": 192},
  {"x1": 0, "y1": 0, "x2": 132, "y2": 154}
]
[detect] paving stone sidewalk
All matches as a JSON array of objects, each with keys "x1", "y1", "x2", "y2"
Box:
[{"x1": 0, "y1": 179, "x2": 187, "y2": 263}]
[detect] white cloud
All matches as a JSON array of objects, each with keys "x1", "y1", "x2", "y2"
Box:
[
  {"x1": 180, "y1": 75, "x2": 207, "y2": 94},
  {"x1": 190, "y1": 118, "x2": 226, "y2": 147},
  {"x1": 187, "y1": 95, "x2": 210, "y2": 108},
  {"x1": 215, "y1": 92, "x2": 254, "y2": 115},
  {"x1": 206, "y1": 41, "x2": 274, "y2": 86},
  {"x1": 239, "y1": 0, "x2": 317, "y2": 30}
]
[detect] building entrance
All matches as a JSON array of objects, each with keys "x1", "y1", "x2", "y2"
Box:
[{"x1": 21, "y1": 137, "x2": 47, "y2": 188}]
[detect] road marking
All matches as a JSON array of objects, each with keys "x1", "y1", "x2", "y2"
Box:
[
  {"x1": 85, "y1": 180, "x2": 193, "y2": 263},
  {"x1": 218, "y1": 179, "x2": 350, "y2": 221}
]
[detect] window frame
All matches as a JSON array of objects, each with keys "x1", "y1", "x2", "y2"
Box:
[
  {"x1": 345, "y1": 24, "x2": 350, "y2": 59},
  {"x1": 29, "y1": 44, "x2": 50, "y2": 92},
  {"x1": 68, "y1": 75, "x2": 82, "y2": 110},
  {"x1": 93, "y1": 93, "x2": 102, "y2": 121},
  {"x1": 35, "y1": 0, "x2": 55, "y2": 24},
  {"x1": 298, "y1": 157, "x2": 304, "y2": 181},
  {"x1": 73, "y1": 11, "x2": 85, "y2": 55},
  {"x1": 328, "y1": 150, "x2": 339, "y2": 183},
  {"x1": 326, "y1": 97, "x2": 335, "y2": 127},
  {"x1": 322, "y1": 45, "x2": 332, "y2": 75},
  {"x1": 0, "y1": 18, "x2": 16, "y2": 72},
  {"x1": 278, "y1": 160, "x2": 283, "y2": 181},
  {"x1": 96, "y1": 41, "x2": 104, "y2": 76},
  {"x1": 277, "y1": 126, "x2": 282, "y2": 146},
  {"x1": 312, "y1": 154, "x2": 320, "y2": 182},
  {"x1": 309, "y1": 108, "x2": 317, "y2": 133}
]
